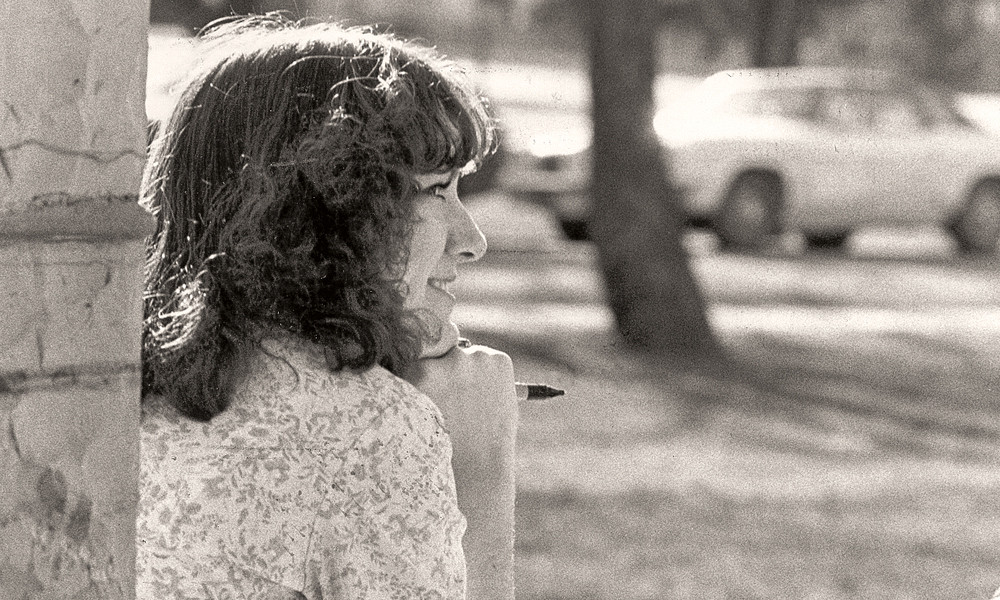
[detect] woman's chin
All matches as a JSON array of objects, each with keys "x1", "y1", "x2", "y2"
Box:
[{"x1": 420, "y1": 321, "x2": 460, "y2": 358}]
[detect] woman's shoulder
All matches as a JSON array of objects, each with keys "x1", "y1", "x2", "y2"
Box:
[
  {"x1": 141, "y1": 332, "x2": 442, "y2": 464},
  {"x1": 249, "y1": 332, "x2": 437, "y2": 419},
  {"x1": 139, "y1": 335, "x2": 458, "y2": 596}
]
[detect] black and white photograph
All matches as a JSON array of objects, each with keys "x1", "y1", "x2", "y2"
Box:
[{"x1": 3, "y1": 0, "x2": 1000, "y2": 598}]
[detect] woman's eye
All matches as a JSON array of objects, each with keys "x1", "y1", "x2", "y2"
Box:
[{"x1": 428, "y1": 185, "x2": 447, "y2": 198}]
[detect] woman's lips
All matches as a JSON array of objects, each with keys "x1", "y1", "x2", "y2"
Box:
[
  {"x1": 415, "y1": 277, "x2": 459, "y2": 358},
  {"x1": 425, "y1": 278, "x2": 457, "y2": 320},
  {"x1": 427, "y1": 277, "x2": 455, "y2": 298}
]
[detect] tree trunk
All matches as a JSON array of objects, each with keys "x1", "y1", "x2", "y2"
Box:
[
  {"x1": 587, "y1": 0, "x2": 721, "y2": 361},
  {"x1": 750, "y1": 0, "x2": 800, "y2": 67},
  {"x1": 907, "y1": 0, "x2": 978, "y2": 88}
]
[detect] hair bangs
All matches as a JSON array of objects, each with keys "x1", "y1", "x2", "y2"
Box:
[{"x1": 382, "y1": 56, "x2": 497, "y2": 177}]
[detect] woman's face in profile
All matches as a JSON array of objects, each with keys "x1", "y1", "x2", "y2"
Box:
[{"x1": 403, "y1": 171, "x2": 488, "y2": 358}]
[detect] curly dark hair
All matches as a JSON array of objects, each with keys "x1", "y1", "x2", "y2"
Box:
[{"x1": 142, "y1": 15, "x2": 497, "y2": 420}]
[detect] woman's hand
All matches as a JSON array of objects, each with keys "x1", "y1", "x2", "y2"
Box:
[
  {"x1": 408, "y1": 343, "x2": 518, "y2": 600},
  {"x1": 418, "y1": 320, "x2": 463, "y2": 359}
]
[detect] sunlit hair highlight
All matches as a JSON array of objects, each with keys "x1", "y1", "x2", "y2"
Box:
[{"x1": 142, "y1": 14, "x2": 497, "y2": 420}]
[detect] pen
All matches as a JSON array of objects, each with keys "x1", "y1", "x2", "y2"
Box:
[
  {"x1": 515, "y1": 383, "x2": 566, "y2": 401},
  {"x1": 457, "y1": 338, "x2": 565, "y2": 401}
]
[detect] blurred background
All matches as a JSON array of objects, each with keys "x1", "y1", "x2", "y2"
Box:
[{"x1": 150, "y1": 2, "x2": 1000, "y2": 598}]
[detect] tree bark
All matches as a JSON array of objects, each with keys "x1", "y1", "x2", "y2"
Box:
[
  {"x1": 750, "y1": 0, "x2": 800, "y2": 67},
  {"x1": 587, "y1": 0, "x2": 721, "y2": 361},
  {"x1": 907, "y1": 0, "x2": 978, "y2": 88}
]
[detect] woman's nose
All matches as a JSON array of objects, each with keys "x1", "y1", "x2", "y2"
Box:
[{"x1": 448, "y1": 202, "x2": 487, "y2": 262}]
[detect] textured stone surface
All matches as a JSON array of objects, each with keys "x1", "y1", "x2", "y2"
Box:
[
  {"x1": 1, "y1": 1, "x2": 149, "y2": 598},
  {"x1": 0, "y1": 193, "x2": 154, "y2": 240},
  {"x1": 0, "y1": 0, "x2": 148, "y2": 211},
  {"x1": 2, "y1": 372, "x2": 140, "y2": 600},
  {"x1": 0, "y1": 240, "x2": 144, "y2": 375}
]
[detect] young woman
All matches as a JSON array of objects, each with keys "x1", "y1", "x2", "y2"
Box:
[{"x1": 138, "y1": 15, "x2": 517, "y2": 599}]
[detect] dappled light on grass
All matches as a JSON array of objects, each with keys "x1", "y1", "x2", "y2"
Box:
[
  {"x1": 507, "y1": 326, "x2": 1000, "y2": 600},
  {"x1": 515, "y1": 486, "x2": 1000, "y2": 600}
]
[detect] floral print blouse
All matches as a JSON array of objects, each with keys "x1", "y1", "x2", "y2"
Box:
[{"x1": 137, "y1": 333, "x2": 467, "y2": 599}]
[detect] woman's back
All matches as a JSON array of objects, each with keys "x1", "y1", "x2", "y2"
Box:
[{"x1": 138, "y1": 333, "x2": 467, "y2": 598}]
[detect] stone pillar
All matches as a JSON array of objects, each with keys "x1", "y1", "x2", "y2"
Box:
[{"x1": 0, "y1": 1, "x2": 151, "y2": 598}]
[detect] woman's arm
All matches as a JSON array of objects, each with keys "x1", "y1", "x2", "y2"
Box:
[{"x1": 408, "y1": 344, "x2": 519, "y2": 600}]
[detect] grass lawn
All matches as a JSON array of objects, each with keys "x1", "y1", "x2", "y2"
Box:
[{"x1": 457, "y1": 238, "x2": 1000, "y2": 600}]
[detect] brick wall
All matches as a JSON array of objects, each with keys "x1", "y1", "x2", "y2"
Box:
[{"x1": 0, "y1": 1, "x2": 151, "y2": 598}]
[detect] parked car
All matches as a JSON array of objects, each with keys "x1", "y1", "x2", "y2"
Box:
[
  {"x1": 655, "y1": 67, "x2": 1000, "y2": 252},
  {"x1": 530, "y1": 67, "x2": 1000, "y2": 252}
]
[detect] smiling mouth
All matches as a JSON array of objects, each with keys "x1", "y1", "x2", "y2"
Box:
[{"x1": 428, "y1": 278, "x2": 455, "y2": 295}]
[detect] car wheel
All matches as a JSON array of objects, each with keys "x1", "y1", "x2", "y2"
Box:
[
  {"x1": 559, "y1": 219, "x2": 590, "y2": 241},
  {"x1": 804, "y1": 230, "x2": 851, "y2": 250},
  {"x1": 950, "y1": 181, "x2": 1000, "y2": 254},
  {"x1": 715, "y1": 174, "x2": 779, "y2": 251}
]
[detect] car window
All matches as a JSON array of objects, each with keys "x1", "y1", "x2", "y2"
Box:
[
  {"x1": 870, "y1": 92, "x2": 927, "y2": 134},
  {"x1": 717, "y1": 88, "x2": 818, "y2": 121},
  {"x1": 916, "y1": 85, "x2": 978, "y2": 129},
  {"x1": 817, "y1": 87, "x2": 930, "y2": 133},
  {"x1": 818, "y1": 89, "x2": 872, "y2": 131}
]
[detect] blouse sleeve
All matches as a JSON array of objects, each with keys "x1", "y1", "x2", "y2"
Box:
[{"x1": 301, "y1": 396, "x2": 468, "y2": 600}]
